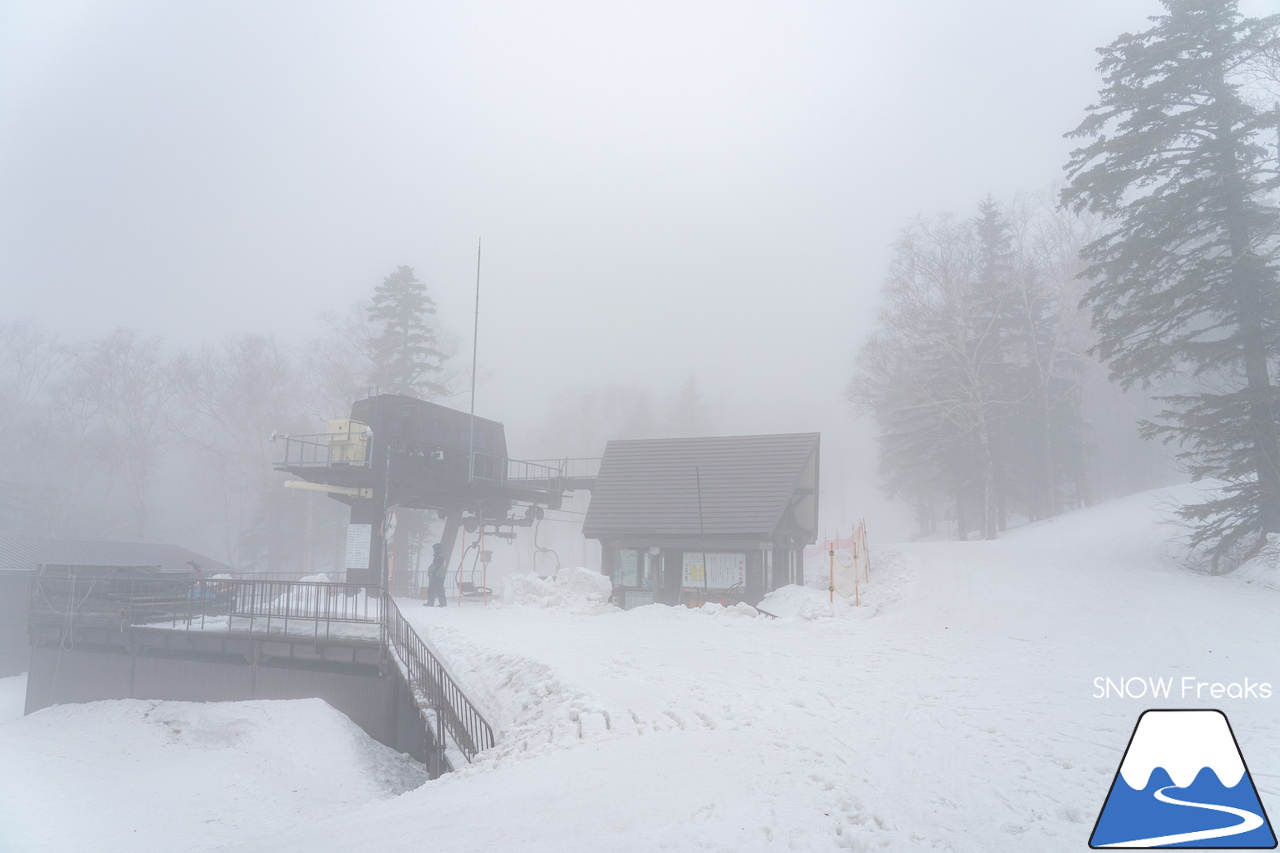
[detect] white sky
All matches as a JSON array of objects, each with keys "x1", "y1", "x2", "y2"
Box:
[{"x1": 2, "y1": 0, "x2": 1243, "y2": 538}]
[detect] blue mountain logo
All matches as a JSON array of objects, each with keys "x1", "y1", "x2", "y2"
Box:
[{"x1": 1091, "y1": 709, "x2": 1276, "y2": 848}]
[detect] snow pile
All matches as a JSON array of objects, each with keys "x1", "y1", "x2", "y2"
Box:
[
  {"x1": 501, "y1": 566, "x2": 615, "y2": 612},
  {"x1": 695, "y1": 600, "x2": 760, "y2": 618},
  {"x1": 758, "y1": 579, "x2": 891, "y2": 620},
  {"x1": 759, "y1": 583, "x2": 837, "y2": 619},
  {"x1": 0, "y1": 694, "x2": 427, "y2": 853},
  {"x1": 421, "y1": 624, "x2": 619, "y2": 773}
]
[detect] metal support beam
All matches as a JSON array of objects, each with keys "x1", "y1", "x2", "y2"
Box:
[{"x1": 284, "y1": 480, "x2": 373, "y2": 499}]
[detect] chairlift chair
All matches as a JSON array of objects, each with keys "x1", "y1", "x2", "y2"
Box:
[{"x1": 455, "y1": 541, "x2": 493, "y2": 599}]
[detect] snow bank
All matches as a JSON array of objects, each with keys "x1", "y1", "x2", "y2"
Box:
[
  {"x1": 689, "y1": 600, "x2": 760, "y2": 618},
  {"x1": 501, "y1": 566, "x2": 615, "y2": 613},
  {"x1": 1231, "y1": 533, "x2": 1280, "y2": 590},
  {"x1": 0, "y1": 697, "x2": 427, "y2": 853},
  {"x1": 759, "y1": 584, "x2": 836, "y2": 619}
]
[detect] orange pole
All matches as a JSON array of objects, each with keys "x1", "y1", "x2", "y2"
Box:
[
  {"x1": 481, "y1": 524, "x2": 488, "y2": 607},
  {"x1": 862, "y1": 519, "x2": 870, "y2": 581},
  {"x1": 455, "y1": 526, "x2": 466, "y2": 607},
  {"x1": 828, "y1": 546, "x2": 834, "y2": 604}
]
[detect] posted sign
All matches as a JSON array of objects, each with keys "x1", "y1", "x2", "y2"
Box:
[
  {"x1": 682, "y1": 552, "x2": 746, "y2": 590},
  {"x1": 345, "y1": 523, "x2": 372, "y2": 570}
]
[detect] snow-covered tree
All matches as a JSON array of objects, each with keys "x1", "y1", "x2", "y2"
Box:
[{"x1": 1062, "y1": 0, "x2": 1280, "y2": 567}]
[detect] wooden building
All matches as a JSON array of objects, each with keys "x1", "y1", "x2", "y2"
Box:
[{"x1": 582, "y1": 433, "x2": 819, "y2": 609}]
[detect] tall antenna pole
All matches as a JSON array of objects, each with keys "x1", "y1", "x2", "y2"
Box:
[
  {"x1": 468, "y1": 238, "x2": 481, "y2": 483},
  {"x1": 696, "y1": 466, "x2": 709, "y2": 596}
]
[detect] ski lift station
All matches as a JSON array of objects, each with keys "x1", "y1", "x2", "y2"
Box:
[
  {"x1": 274, "y1": 393, "x2": 599, "y2": 594},
  {"x1": 277, "y1": 393, "x2": 819, "y2": 609},
  {"x1": 10, "y1": 391, "x2": 822, "y2": 775}
]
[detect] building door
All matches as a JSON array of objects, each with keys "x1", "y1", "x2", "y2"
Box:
[{"x1": 660, "y1": 550, "x2": 680, "y2": 605}]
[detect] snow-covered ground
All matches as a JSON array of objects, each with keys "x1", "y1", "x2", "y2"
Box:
[
  {"x1": 3, "y1": 484, "x2": 1279, "y2": 851},
  {"x1": 0, "y1": 694, "x2": 428, "y2": 853}
]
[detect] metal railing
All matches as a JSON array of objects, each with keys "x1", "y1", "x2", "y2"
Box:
[
  {"x1": 274, "y1": 432, "x2": 371, "y2": 469},
  {"x1": 521, "y1": 456, "x2": 601, "y2": 482},
  {"x1": 29, "y1": 574, "x2": 383, "y2": 641},
  {"x1": 382, "y1": 593, "x2": 495, "y2": 762},
  {"x1": 30, "y1": 573, "x2": 497, "y2": 764},
  {"x1": 227, "y1": 579, "x2": 381, "y2": 639},
  {"x1": 494, "y1": 456, "x2": 562, "y2": 492},
  {"x1": 274, "y1": 430, "x2": 584, "y2": 502},
  {"x1": 30, "y1": 572, "x2": 233, "y2": 631}
]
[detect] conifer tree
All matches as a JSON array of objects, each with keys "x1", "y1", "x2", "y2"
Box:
[
  {"x1": 365, "y1": 264, "x2": 452, "y2": 586},
  {"x1": 1062, "y1": 0, "x2": 1280, "y2": 566},
  {"x1": 367, "y1": 265, "x2": 449, "y2": 399},
  {"x1": 665, "y1": 374, "x2": 714, "y2": 438}
]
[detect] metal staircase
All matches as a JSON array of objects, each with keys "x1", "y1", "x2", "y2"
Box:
[{"x1": 381, "y1": 593, "x2": 495, "y2": 764}]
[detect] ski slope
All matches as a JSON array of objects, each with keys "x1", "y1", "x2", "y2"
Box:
[{"x1": 3, "y1": 484, "x2": 1279, "y2": 852}]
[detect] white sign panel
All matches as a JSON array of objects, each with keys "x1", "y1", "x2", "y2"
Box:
[
  {"x1": 345, "y1": 523, "x2": 372, "y2": 570},
  {"x1": 682, "y1": 551, "x2": 746, "y2": 590},
  {"x1": 616, "y1": 549, "x2": 638, "y2": 587}
]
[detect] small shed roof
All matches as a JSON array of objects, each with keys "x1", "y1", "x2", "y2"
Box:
[
  {"x1": 0, "y1": 538, "x2": 236, "y2": 575},
  {"x1": 582, "y1": 433, "x2": 820, "y2": 545}
]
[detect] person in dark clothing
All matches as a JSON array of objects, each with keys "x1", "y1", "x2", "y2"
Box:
[{"x1": 425, "y1": 542, "x2": 448, "y2": 607}]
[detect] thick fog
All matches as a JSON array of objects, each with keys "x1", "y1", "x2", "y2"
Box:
[{"x1": 0, "y1": 0, "x2": 1224, "y2": 554}]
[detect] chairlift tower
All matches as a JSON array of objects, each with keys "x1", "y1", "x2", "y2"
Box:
[{"x1": 274, "y1": 393, "x2": 598, "y2": 587}]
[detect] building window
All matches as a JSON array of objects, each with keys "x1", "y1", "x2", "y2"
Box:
[
  {"x1": 681, "y1": 552, "x2": 746, "y2": 589},
  {"x1": 614, "y1": 549, "x2": 640, "y2": 587}
]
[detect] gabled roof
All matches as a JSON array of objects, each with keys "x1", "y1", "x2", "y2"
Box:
[
  {"x1": 582, "y1": 433, "x2": 819, "y2": 544},
  {"x1": 0, "y1": 538, "x2": 236, "y2": 575}
]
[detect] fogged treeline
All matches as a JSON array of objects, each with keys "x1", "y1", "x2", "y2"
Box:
[
  {"x1": 849, "y1": 191, "x2": 1177, "y2": 540},
  {"x1": 0, "y1": 323, "x2": 721, "y2": 574},
  {"x1": 525, "y1": 373, "x2": 721, "y2": 460},
  {"x1": 0, "y1": 264, "x2": 464, "y2": 572},
  {"x1": 0, "y1": 323, "x2": 369, "y2": 572}
]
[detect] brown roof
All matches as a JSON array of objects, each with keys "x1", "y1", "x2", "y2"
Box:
[{"x1": 582, "y1": 433, "x2": 819, "y2": 545}]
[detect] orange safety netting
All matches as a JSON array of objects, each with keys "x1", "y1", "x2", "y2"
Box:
[{"x1": 806, "y1": 520, "x2": 870, "y2": 600}]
